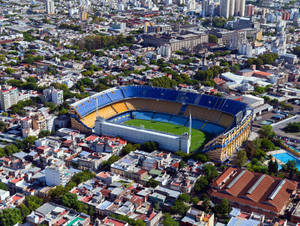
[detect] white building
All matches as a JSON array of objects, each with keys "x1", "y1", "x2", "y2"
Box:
[
  {"x1": 234, "y1": 0, "x2": 245, "y2": 17},
  {"x1": 43, "y1": 87, "x2": 63, "y2": 105},
  {"x1": 220, "y1": 0, "x2": 245, "y2": 18},
  {"x1": 0, "y1": 85, "x2": 19, "y2": 111},
  {"x1": 45, "y1": 166, "x2": 63, "y2": 186},
  {"x1": 0, "y1": 189, "x2": 9, "y2": 201},
  {"x1": 46, "y1": 0, "x2": 55, "y2": 15}
]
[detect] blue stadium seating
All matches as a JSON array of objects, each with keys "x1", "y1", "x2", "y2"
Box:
[
  {"x1": 171, "y1": 116, "x2": 188, "y2": 126},
  {"x1": 191, "y1": 119, "x2": 205, "y2": 130},
  {"x1": 201, "y1": 123, "x2": 225, "y2": 135},
  {"x1": 153, "y1": 113, "x2": 171, "y2": 123},
  {"x1": 109, "y1": 112, "x2": 132, "y2": 123},
  {"x1": 133, "y1": 111, "x2": 154, "y2": 121},
  {"x1": 107, "y1": 89, "x2": 124, "y2": 102}
]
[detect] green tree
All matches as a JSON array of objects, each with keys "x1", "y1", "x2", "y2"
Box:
[
  {"x1": 179, "y1": 160, "x2": 186, "y2": 169},
  {"x1": 0, "y1": 208, "x2": 22, "y2": 226},
  {"x1": 203, "y1": 164, "x2": 218, "y2": 181},
  {"x1": 178, "y1": 193, "x2": 190, "y2": 203},
  {"x1": 0, "y1": 182, "x2": 8, "y2": 191},
  {"x1": 268, "y1": 159, "x2": 278, "y2": 174},
  {"x1": 141, "y1": 141, "x2": 158, "y2": 152},
  {"x1": 162, "y1": 213, "x2": 179, "y2": 226},
  {"x1": 171, "y1": 200, "x2": 189, "y2": 215},
  {"x1": 25, "y1": 196, "x2": 43, "y2": 212},
  {"x1": 19, "y1": 204, "x2": 30, "y2": 220},
  {"x1": 208, "y1": 34, "x2": 218, "y2": 43},
  {"x1": 259, "y1": 125, "x2": 275, "y2": 139},
  {"x1": 260, "y1": 138, "x2": 275, "y2": 151},
  {"x1": 191, "y1": 196, "x2": 200, "y2": 205},
  {"x1": 215, "y1": 199, "x2": 231, "y2": 216},
  {"x1": 146, "y1": 178, "x2": 159, "y2": 188},
  {"x1": 194, "y1": 176, "x2": 209, "y2": 193},
  {"x1": 122, "y1": 143, "x2": 140, "y2": 155},
  {"x1": 293, "y1": 46, "x2": 300, "y2": 57},
  {"x1": 39, "y1": 130, "x2": 51, "y2": 138},
  {"x1": 62, "y1": 193, "x2": 78, "y2": 208},
  {"x1": 235, "y1": 150, "x2": 248, "y2": 167}
]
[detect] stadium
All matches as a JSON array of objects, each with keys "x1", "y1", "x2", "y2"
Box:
[{"x1": 70, "y1": 86, "x2": 253, "y2": 161}]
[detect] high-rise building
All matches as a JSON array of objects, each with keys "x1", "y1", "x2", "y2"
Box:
[
  {"x1": 46, "y1": 0, "x2": 55, "y2": 15},
  {"x1": 220, "y1": 0, "x2": 245, "y2": 18},
  {"x1": 220, "y1": 0, "x2": 230, "y2": 18},
  {"x1": 235, "y1": 0, "x2": 245, "y2": 16},
  {"x1": 246, "y1": 4, "x2": 254, "y2": 17},
  {"x1": 0, "y1": 86, "x2": 19, "y2": 111}
]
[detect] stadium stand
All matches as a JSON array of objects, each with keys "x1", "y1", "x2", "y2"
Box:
[
  {"x1": 218, "y1": 113, "x2": 234, "y2": 128},
  {"x1": 153, "y1": 113, "x2": 172, "y2": 123},
  {"x1": 70, "y1": 86, "x2": 252, "y2": 162},
  {"x1": 171, "y1": 116, "x2": 188, "y2": 126},
  {"x1": 201, "y1": 123, "x2": 225, "y2": 135},
  {"x1": 185, "y1": 105, "x2": 222, "y2": 124},
  {"x1": 132, "y1": 111, "x2": 154, "y2": 121},
  {"x1": 126, "y1": 99, "x2": 182, "y2": 115},
  {"x1": 112, "y1": 102, "x2": 128, "y2": 114}
]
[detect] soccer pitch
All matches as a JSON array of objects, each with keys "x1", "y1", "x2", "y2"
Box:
[{"x1": 123, "y1": 119, "x2": 206, "y2": 152}]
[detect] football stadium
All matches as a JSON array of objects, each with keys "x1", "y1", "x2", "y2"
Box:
[{"x1": 70, "y1": 86, "x2": 253, "y2": 161}]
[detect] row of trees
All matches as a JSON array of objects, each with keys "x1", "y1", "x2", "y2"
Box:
[
  {"x1": 0, "y1": 136, "x2": 37, "y2": 157},
  {"x1": 284, "y1": 122, "x2": 300, "y2": 133},
  {"x1": 77, "y1": 34, "x2": 135, "y2": 50},
  {"x1": 245, "y1": 53, "x2": 279, "y2": 68}
]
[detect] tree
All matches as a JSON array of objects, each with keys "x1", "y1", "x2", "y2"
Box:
[
  {"x1": 260, "y1": 138, "x2": 275, "y2": 151},
  {"x1": 259, "y1": 125, "x2": 275, "y2": 139},
  {"x1": 0, "y1": 121, "x2": 6, "y2": 132},
  {"x1": 171, "y1": 200, "x2": 189, "y2": 215},
  {"x1": 284, "y1": 122, "x2": 300, "y2": 133},
  {"x1": 141, "y1": 141, "x2": 158, "y2": 152},
  {"x1": 19, "y1": 204, "x2": 30, "y2": 220},
  {"x1": 162, "y1": 214, "x2": 179, "y2": 226},
  {"x1": 22, "y1": 136, "x2": 38, "y2": 149},
  {"x1": 235, "y1": 150, "x2": 248, "y2": 167},
  {"x1": 25, "y1": 196, "x2": 43, "y2": 212},
  {"x1": 0, "y1": 208, "x2": 22, "y2": 226},
  {"x1": 4, "y1": 144, "x2": 19, "y2": 156},
  {"x1": 62, "y1": 193, "x2": 78, "y2": 208},
  {"x1": 146, "y1": 178, "x2": 159, "y2": 188},
  {"x1": 293, "y1": 46, "x2": 300, "y2": 57},
  {"x1": 122, "y1": 143, "x2": 140, "y2": 155},
  {"x1": 0, "y1": 182, "x2": 8, "y2": 191},
  {"x1": 178, "y1": 193, "x2": 190, "y2": 203},
  {"x1": 203, "y1": 164, "x2": 218, "y2": 181},
  {"x1": 208, "y1": 34, "x2": 218, "y2": 43},
  {"x1": 39, "y1": 130, "x2": 51, "y2": 138},
  {"x1": 194, "y1": 176, "x2": 209, "y2": 193},
  {"x1": 191, "y1": 196, "x2": 200, "y2": 205},
  {"x1": 215, "y1": 199, "x2": 231, "y2": 216},
  {"x1": 268, "y1": 159, "x2": 278, "y2": 174},
  {"x1": 179, "y1": 160, "x2": 186, "y2": 169}
]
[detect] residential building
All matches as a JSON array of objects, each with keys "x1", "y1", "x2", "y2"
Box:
[
  {"x1": 0, "y1": 85, "x2": 19, "y2": 111},
  {"x1": 46, "y1": 0, "x2": 55, "y2": 15}
]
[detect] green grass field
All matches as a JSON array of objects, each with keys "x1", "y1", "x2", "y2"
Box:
[{"x1": 123, "y1": 119, "x2": 206, "y2": 152}]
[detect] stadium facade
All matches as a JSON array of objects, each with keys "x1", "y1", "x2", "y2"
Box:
[{"x1": 70, "y1": 86, "x2": 253, "y2": 161}]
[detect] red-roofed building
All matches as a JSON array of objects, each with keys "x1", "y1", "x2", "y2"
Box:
[
  {"x1": 102, "y1": 216, "x2": 128, "y2": 226},
  {"x1": 210, "y1": 167, "x2": 297, "y2": 217},
  {"x1": 253, "y1": 70, "x2": 272, "y2": 79}
]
